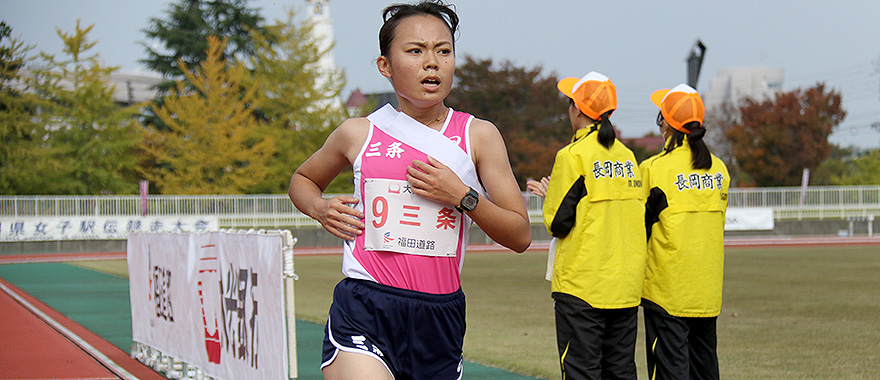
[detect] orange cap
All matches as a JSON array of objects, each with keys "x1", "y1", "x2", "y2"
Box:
[
  {"x1": 557, "y1": 71, "x2": 617, "y2": 120},
  {"x1": 650, "y1": 84, "x2": 704, "y2": 134}
]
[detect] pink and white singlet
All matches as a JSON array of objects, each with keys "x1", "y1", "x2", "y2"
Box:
[{"x1": 342, "y1": 107, "x2": 476, "y2": 294}]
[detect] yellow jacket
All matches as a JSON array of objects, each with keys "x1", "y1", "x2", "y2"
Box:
[
  {"x1": 543, "y1": 127, "x2": 646, "y2": 309},
  {"x1": 640, "y1": 139, "x2": 729, "y2": 317}
]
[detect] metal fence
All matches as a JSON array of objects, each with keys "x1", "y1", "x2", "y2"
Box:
[
  {"x1": 2, "y1": 185, "x2": 879, "y2": 229},
  {"x1": 727, "y1": 185, "x2": 880, "y2": 220},
  {"x1": 0, "y1": 194, "x2": 314, "y2": 229}
]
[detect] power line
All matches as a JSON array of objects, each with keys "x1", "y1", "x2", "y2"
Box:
[{"x1": 786, "y1": 59, "x2": 878, "y2": 86}]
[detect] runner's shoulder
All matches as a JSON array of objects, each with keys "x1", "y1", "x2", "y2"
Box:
[
  {"x1": 469, "y1": 117, "x2": 504, "y2": 143},
  {"x1": 331, "y1": 117, "x2": 371, "y2": 143}
]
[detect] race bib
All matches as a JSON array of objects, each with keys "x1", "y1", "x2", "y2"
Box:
[{"x1": 363, "y1": 178, "x2": 461, "y2": 257}]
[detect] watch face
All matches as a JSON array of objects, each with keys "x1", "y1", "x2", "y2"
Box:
[{"x1": 461, "y1": 191, "x2": 478, "y2": 211}]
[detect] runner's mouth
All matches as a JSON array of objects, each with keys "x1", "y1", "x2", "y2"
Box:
[{"x1": 422, "y1": 77, "x2": 441, "y2": 86}]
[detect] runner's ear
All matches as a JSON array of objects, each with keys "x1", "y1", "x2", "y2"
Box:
[{"x1": 377, "y1": 56, "x2": 393, "y2": 79}]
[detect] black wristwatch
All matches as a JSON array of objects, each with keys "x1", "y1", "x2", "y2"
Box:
[{"x1": 456, "y1": 187, "x2": 479, "y2": 213}]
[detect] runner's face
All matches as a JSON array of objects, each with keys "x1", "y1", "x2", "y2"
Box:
[{"x1": 377, "y1": 15, "x2": 455, "y2": 108}]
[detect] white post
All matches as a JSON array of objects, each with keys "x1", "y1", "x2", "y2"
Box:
[{"x1": 282, "y1": 231, "x2": 298, "y2": 379}]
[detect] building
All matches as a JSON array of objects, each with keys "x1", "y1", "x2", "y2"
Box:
[
  {"x1": 306, "y1": 0, "x2": 336, "y2": 76},
  {"x1": 13, "y1": 69, "x2": 161, "y2": 106},
  {"x1": 304, "y1": 0, "x2": 344, "y2": 111},
  {"x1": 107, "y1": 72, "x2": 162, "y2": 105},
  {"x1": 109, "y1": 0, "x2": 337, "y2": 107},
  {"x1": 622, "y1": 134, "x2": 665, "y2": 154},
  {"x1": 345, "y1": 89, "x2": 398, "y2": 116},
  {"x1": 703, "y1": 66, "x2": 784, "y2": 111}
]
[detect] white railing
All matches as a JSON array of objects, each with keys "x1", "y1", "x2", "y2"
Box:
[
  {"x1": 0, "y1": 194, "x2": 316, "y2": 229},
  {"x1": 2, "y1": 185, "x2": 879, "y2": 228},
  {"x1": 727, "y1": 185, "x2": 880, "y2": 220}
]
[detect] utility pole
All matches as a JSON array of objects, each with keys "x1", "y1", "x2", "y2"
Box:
[{"x1": 687, "y1": 40, "x2": 707, "y2": 88}]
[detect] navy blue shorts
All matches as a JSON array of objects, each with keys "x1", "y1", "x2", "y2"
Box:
[{"x1": 322, "y1": 278, "x2": 466, "y2": 380}]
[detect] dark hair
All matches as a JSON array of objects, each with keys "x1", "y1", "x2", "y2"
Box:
[
  {"x1": 379, "y1": 1, "x2": 459, "y2": 58},
  {"x1": 596, "y1": 111, "x2": 616, "y2": 149},
  {"x1": 662, "y1": 119, "x2": 712, "y2": 169},
  {"x1": 570, "y1": 99, "x2": 616, "y2": 149}
]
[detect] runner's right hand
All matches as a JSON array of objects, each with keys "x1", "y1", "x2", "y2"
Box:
[{"x1": 315, "y1": 195, "x2": 365, "y2": 241}]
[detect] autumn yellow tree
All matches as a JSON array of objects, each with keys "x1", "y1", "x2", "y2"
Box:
[
  {"x1": 0, "y1": 21, "x2": 47, "y2": 194},
  {"x1": 4, "y1": 20, "x2": 141, "y2": 195},
  {"x1": 142, "y1": 35, "x2": 275, "y2": 194},
  {"x1": 246, "y1": 8, "x2": 350, "y2": 193}
]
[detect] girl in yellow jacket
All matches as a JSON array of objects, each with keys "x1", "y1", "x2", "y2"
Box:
[
  {"x1": 640, "y1": 84, "x2": 729, "y2": 380},
  {"x1": 543, "y1": 72, "x2": 646, "y2": 380}
]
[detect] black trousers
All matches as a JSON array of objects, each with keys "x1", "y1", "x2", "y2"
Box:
[
  {"x1": 643, "y1": 302, "x2": 719, "y2": 380},
  {"x1": 553, "y1": 293, "x2": 638, "y2": 380}
]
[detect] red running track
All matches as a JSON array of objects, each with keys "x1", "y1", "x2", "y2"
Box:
[{"x1": 0, "y1": 277, "x2": 166, "y2": 380}]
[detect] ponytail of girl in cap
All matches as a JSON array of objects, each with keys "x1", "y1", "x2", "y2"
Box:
[
  {"x1": 596, "y1": 110, "x2": 616, "y2": 149},
  {"x1": 651, "y1": 84, "x2": 712, "y2": 169},
  {"x1": 557, "y1": 72, "x2": 617, "y2": 149}
]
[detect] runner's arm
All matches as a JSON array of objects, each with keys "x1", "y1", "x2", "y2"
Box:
[
  {"x1": 289, "y1": 119, "x2": 367, "y2": 241},
  {"x1": 406, "y1": 119, "x2": 531, "y2": 252}
]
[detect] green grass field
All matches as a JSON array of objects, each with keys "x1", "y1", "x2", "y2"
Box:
[{"x1": 74, "y1": 244, "x2": 880, "y2": 379}]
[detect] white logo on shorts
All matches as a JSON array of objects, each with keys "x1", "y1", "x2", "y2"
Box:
[
  {"x1": 351, "y1": 335, "x2": 369, "y2": 351},
  {"x1": 351, "y1": 335, "x2": 385, "y2": 357}
]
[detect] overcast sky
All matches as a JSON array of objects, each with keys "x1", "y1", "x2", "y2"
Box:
[{"x1": 3, "y1": 0, "x2": 879, "y2": 148}]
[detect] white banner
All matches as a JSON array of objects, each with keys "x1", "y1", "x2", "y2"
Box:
[
  {"x1": 725, "y1": 207, "x2": 775, "y2": 231},
  {"x1": 0, "y1": 216, "x2": 218, "y2": 242},
  {"x1": 128, "y1": 231, "x2": 290, "y2": 380}
]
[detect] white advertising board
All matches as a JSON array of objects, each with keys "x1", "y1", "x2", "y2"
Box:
[
  {"x1": 0, "y1": 216, "x2": 218, "y2": 242},
  {"x1": 725, "y1": 207, "x2": 775, "y2": 231},
  {"x1": 127, "y1": 231, "x2": 290, "y2": 379}
]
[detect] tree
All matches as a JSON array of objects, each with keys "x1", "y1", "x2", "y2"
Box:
[
  {"x1": 245, "y1": 8, "x2": 350, "y2": 193},
  {"x1": 141, "y1": 36, "x2": 275, "y2": 194},
  {"x1": 628, "y1": 141, "x2": 656, "y2": 164},
  {"x1": 813, "y1": 147, "x2": 880, "y2": 185},
  {"x1": 14, "y1": 21, "x2": 141, "y2": 195},
  {"x1": 0, "y1": 21, "x2": 50, "y2": 194},
  {"x1": 828, "y1": 150, "x2": 880, "y2": 185},
  {"x1": 0, "y1": 21, "x2": 29, "y2": 84},
  {"x1": 704, "y1": 100, "x2": 750, "y2": 186},
  {"x1": 139, "y1": 0, "x2": 267, "y2": 131},
  {"x1": 446, "y1": 56, "x2": 570, "y2": 187},
  {"x1": 724, "y1": 83, "x2": 846, "y2": 187},
  {"x1": 141, "y1": 0, "x2": 266, "y2": 92}
]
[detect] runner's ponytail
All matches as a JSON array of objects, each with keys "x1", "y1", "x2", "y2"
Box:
[{"x1": 597, "y1": 111, "x2": 616, "y2": 149}]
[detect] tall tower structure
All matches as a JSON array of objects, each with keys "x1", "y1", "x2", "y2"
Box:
[{"x1": 305, "y1": 0, "x2": 336, "y2": 75}]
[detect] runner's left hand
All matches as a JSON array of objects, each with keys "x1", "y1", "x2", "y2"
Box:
[{"x1": 407, "y1": 156, "x2": 468, "y2": 206}]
